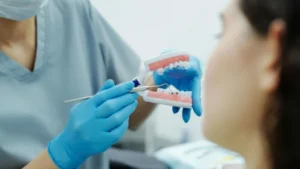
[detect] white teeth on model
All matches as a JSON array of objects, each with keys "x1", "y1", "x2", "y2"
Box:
[
  {"x1": 186, "y1": 91, "x2": 192, "y2": 97},
  {"x1": 157, "y1": 68, "x2": 164, "y2": 75},
  {"x1": 180, "y1": 91, "x2": 185, "y2": 96},
  {"x1": 174, "y1": 62, "x2": 179, "y2": 67},
  {"x1": 171, "y1": 91, "x2": 179, "y2": 95},
  {"x1": 183, "y1": 61, "x2": 190, "y2": 68},
  {"x1": 157, "y1": 88, "x2": 164, "y2": 93},
  {"x1": 169, "y1": 87, "x2": 179, "y2": 95},
  {"x1": 174, "y1": 89, "x2": 180, "y2": 95},
  {"x1": 169, "y1": 63, "x2": 174, "y2": 69},
  {"x1": 159, "y1": 61, "x2": 189, "y2": 70},
  {"x1": 179, "y1": 61, "x2": 184, "y2": 67},
  {"x1": 157, "y1": 88, "x2": 191, "y2": 96},
  {"x1": 169, "y1": 88, "x2": 174, "y2": 95},
  {"x1": 179, "y1": 91, "x2": 191, "y2": 97}
]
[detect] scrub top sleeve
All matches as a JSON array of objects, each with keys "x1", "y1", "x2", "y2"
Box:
[{"x1": 87, "y1": 1, "x2": 142, "y2": 84}]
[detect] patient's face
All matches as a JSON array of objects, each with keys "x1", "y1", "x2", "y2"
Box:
[{"x1": 202, "y1": 0, "x2": 268, "y2": 150}]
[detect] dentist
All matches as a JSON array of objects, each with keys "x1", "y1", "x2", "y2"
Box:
[{"x1": 0, "y1": 0, "x2": 202, "y2": 169}]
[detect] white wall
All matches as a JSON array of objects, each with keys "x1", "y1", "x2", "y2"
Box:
[{"x1": 90, "y1": 0, "x2": 228, "y2": 151}]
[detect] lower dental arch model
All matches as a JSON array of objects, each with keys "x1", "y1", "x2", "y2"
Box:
[{"x1": 134, "y1": 51, "x2": 193, "y2": 108}]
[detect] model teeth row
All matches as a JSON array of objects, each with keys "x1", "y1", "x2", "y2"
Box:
[
  {"x1": 157, "y1": 88, "x2": 192, "y2": 97},
  {"x1": 156, "y1": 61, "x2": 190, "y2": 75}
]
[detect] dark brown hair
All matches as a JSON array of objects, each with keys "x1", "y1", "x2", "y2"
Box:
[{"x1": 240, "y1": 0, "x2": 300, "y2": 169}]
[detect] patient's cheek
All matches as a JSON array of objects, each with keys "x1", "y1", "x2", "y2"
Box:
[{"x1": 202, "y1": 55, "x2": 221, "y2": 140}]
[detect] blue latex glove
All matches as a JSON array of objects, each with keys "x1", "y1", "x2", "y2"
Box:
[
  {"x1": 153, "y1": 51, "x2": 202, "y2": 123},
  {"x1": 48, "y1": 80, "x2": 138, "y2": 169}
]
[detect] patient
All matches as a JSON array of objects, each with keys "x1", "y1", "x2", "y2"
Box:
[{"x1": 202, "y1": 0, "x2": 300, "y2": 169}]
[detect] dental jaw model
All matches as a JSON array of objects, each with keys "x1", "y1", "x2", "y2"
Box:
[
  {"x1": 64, "y1": 51, "x2": 193, "y2": 105},
  {"x1": 136, "y1": 51, "x2": 193, "y2": 108}
]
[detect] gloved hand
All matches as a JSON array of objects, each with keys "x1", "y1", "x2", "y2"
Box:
[
  {"x1": 153, "y1": 51, "x2": 202, "y2": 123},
  {"x1": 48, "y1": 80, "x2": 138, "y2": 169}
]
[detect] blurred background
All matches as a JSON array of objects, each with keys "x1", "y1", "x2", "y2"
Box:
[{"x1": 90, "y1": 0, "x2": 228, "y2": 154}]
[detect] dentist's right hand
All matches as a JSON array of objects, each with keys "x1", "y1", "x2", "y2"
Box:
[{"x1": 48, "y1": 80, "x2": 138, "y2": 169}]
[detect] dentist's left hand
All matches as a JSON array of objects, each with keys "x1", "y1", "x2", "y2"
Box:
[
  {"x1": 153, "y1": 51, "x2": 202, "y2": 123},
  {"x1": 48, "y1": 80, "x2": 138, "y2": 169}
]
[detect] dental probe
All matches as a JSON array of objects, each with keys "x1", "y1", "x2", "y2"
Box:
[
  {"x1": 130, "y1": 83, "x2": 168, "y2": 92},
  {"x1": 64, "y1": 83, "x2": 168, "y2": 103}
]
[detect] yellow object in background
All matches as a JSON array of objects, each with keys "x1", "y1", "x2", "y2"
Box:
[{"x1": 218, "y1": 155, "x2": 235, "y2": 162}]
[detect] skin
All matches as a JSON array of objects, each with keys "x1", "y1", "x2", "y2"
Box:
[
  {"x1": 0, "y1": 16, "x2": 156, "y2": 169},
  {"x1": 202, "y1": 0, "x2": 284, "y2": 169},
  {"x1": 0, "y1": 17, "x2": 37, "y2": 70}
]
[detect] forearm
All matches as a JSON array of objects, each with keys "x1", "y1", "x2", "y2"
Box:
[
  {"x1": 23, "y1": 149, "x2": 58, "y2": 169},
  {"x1": 129, "y1": 73, "x2": 157, "y2": 130}
]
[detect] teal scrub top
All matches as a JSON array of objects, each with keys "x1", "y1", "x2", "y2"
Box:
[{"x1": 0, "y1": 0, "x2": 141, "y2": 168}]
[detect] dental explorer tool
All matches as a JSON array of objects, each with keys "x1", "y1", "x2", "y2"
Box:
[{"x1": 64, "y1": 83, "x2": 168, "y2": 103}]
